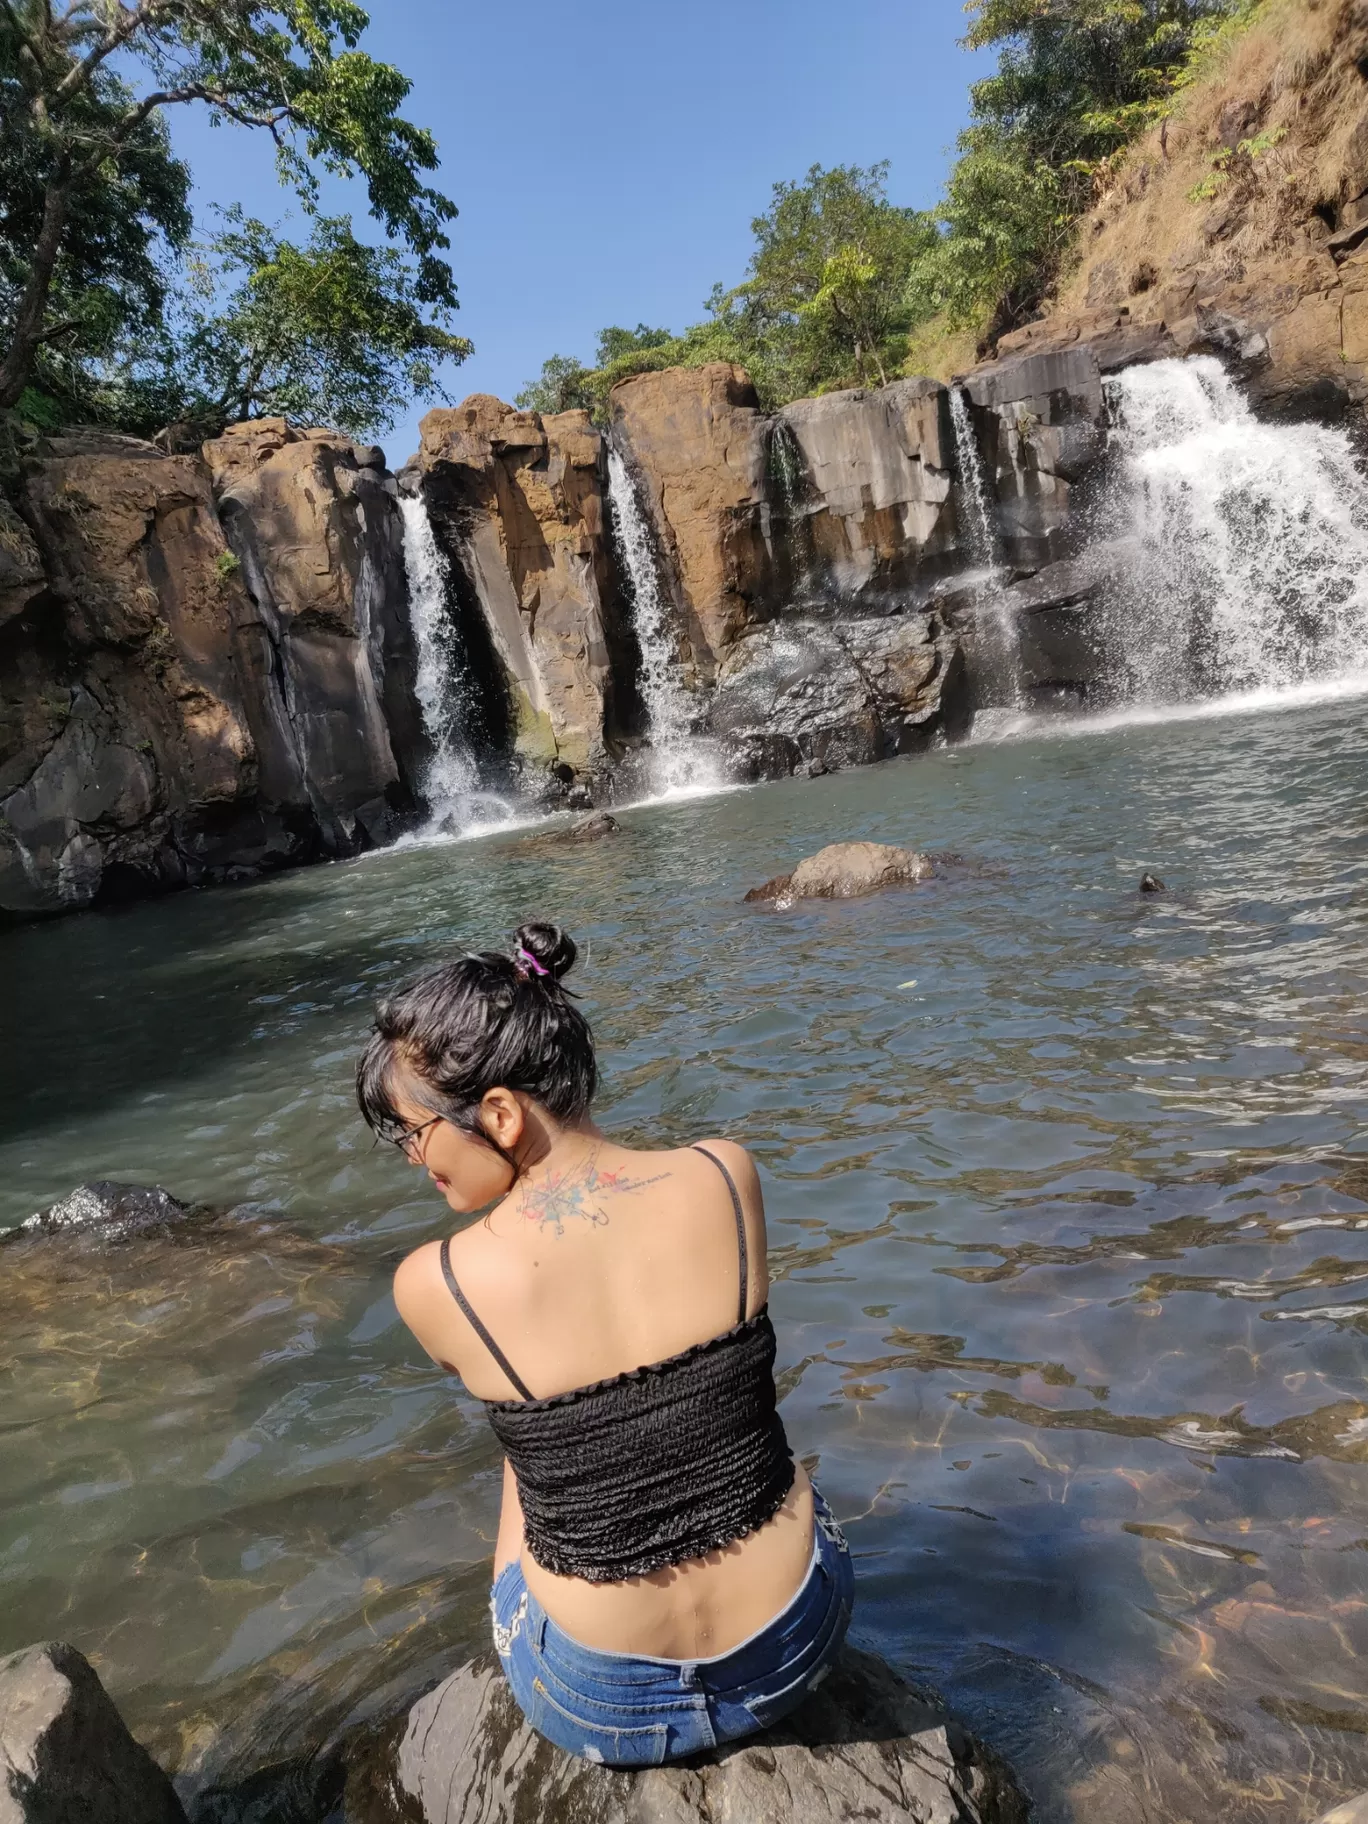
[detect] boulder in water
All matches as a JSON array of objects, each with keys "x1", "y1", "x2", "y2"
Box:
[
  {"x1": 1139, "y1": 872, "x2": 1167, "y2": 893},
  {"x1": 375, "y1": 1645, "x2": 1028, "y2": 1824},
  {"x1": 18, "y1": 1182, "x2": 189, "y2": 1240},
  {"x1": 564, "y1": 811, "x2": 619, "y2": 841},
  {"x1": 0, "y1": 1640, "x2": 187, "y2": 1824},
  {"x1": 745, "y1": 841, "x2": 932, "y2": 907}
]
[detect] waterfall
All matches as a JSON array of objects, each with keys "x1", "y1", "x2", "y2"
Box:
[
  {"x1": 950, "y1": 386, "x2": 1024, "y2": 714},
  {"x1": 1103, "y1": 357, "x2": 1368, "y2": 702},
  {"x1": 606, "y1": 448, "x2": 720, "y2": 795},
  {"x1": 950, "y1": 387, "x2": 998, "y2": 570},
  {"x1": 399, "y1": 493, "x2": 506, "y2": 833}
]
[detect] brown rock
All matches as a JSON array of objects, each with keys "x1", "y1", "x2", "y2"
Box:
[
  {"x1": 0, "y1": 1640, "x2": 187, "y2": 1824},
  {"x1": 607, "y1": 363, "x2": 773, "y2": 676},
  {"x1": 7, "y1": 437, "x2": 263, "y2": 913},
  {"x1": 377, "y1": 1645, "x2": 1027, "y2": 1824},
  {"x1": 3, "y1": 422, "x2": 422, "y2": 917},
  {"x1": 203, "y1": 420, "x2": 421, "y2": 843},
  {"x1": 745, "y1": 840, "x2": 932, "y2": 906},
  {"x1": 417, "y1": 397, "x2": 627, "y2": 772}
]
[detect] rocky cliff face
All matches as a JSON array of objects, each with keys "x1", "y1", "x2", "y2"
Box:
[
  {"x1": 414, "y1": 396, "x2": 634, "y2": 779},
  {"x1": 989, "y1": 0, "x2": 1368, "y2": 414},
  {"x1": 1, "y1": 426, "x2": 417, "y2": 917}
]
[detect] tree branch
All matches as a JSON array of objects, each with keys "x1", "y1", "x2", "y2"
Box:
[{"x1": 51, "y1": 0, "x2": 169, "y2": 112}]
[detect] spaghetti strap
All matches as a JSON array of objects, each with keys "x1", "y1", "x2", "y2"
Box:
[
  {"x1": 692, "y1": 1144, "x2": 749, "y2": 1324},
  {"x1": 439, "y1": 1237, "x2": 534, "y2": 1401}
]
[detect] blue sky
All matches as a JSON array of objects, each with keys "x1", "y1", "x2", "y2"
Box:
[{"x1": 168, "y1": 1, "x2": 994, "y2": 466}]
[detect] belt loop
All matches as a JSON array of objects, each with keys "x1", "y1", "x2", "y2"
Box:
[
  {"x1": 679, "y1": 1662, "x2": 700, "y2": 1692},
  {"x1": 531, "y1": 1605, "x2": 547, "y2": 1653}
]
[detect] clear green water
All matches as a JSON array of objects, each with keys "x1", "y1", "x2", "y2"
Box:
[{"x1": 3, "y1": 698, "x2": 1367, "y2": 1821}]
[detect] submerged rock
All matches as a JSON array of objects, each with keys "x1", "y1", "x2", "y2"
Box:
[
  {"x1": 0, "y1": 1640, "x2": 186, "y2": 1824},
  {"x1": 517, "y1": 812, "x2": 621, "y2": 853},
  {"x1": 374, "y1": 1645, "x2": 1028, "y2": 1824},
  {"x1": 1139, "y1": 873, "x2": 1167, "y2": 893},
  {"x1": 16, "y1": 1182, "x2": 189, "y2": 1241},
  {"x1": 746, "y1": 841, "x2": 932, "y2": 907}
]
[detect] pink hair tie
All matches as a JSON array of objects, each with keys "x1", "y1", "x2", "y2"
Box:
[{"x1": 515, "y1": 945, "x2": 550, "y2": 979}]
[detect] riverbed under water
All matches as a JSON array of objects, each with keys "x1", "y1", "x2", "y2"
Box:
[{"x1": 3, "y1": 694, "x2": 1367, "y2": 1822}]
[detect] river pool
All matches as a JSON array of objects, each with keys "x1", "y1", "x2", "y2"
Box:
[{"x1": 3, "y1": 695, "x2": 1367, "y2": 1821}]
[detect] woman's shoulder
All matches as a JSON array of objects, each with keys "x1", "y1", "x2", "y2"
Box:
[{"x1": 689, "y1": 1136, "x2": 761, "y2": 1192}]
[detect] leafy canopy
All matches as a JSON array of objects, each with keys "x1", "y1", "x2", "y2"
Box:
[
  {"x1": 0, "y1": 0, "x2": 466, "y2": 425},
  {"x1": 909, "y1": 0, "x2": 1246, "y2": 335},
  {"x1": 168, "y1": 210, "x2": 473, "y2": 437}
]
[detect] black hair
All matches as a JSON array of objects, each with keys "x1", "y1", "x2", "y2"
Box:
[{"x1": 356, "y1": 921, "x2": 596, "y2": 1157}]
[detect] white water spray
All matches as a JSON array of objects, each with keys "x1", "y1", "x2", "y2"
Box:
[
  {"x1": 606, "y1": 448, "x2": 721, "y2": 795},
  {"x1": 950, "y1": 386, "x2": 1024, "y2": 714},
  {"x1": 399, "y1": 493, "x2": 511, "y2": 833},
  {"x1": 1104, "y1": 357, "x2": 1368, "y2": 701}
]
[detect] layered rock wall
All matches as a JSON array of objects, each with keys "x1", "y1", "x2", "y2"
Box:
[
  {"x1": 1, "y1": 426, "x2": 417, "y2": 917},
  {"x1": 415, "y1": 396, "x2": 631, "y2": 774}
]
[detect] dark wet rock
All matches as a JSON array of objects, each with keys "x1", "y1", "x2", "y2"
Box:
[
  {"x1": 374, "y1": 1644, "x2": 1028, "y2": 1824},
  {"x1": 746, "y1": 841, "x2": 932, "y2": 906},
  {"x1": 517, "y1": 812, "x2": 621, "y2": 853},
  {"x1": 564, "y1": 811, "x2": 618, "y2": 841},
  {"x1": 1139, "y1": 873, "x2": 1167, "y2": 893},
  {"x1": 960, "y1": 347, "x2": 1108, "y2": 569},
  {"x1": 17, "y1": 1182, "x2": 189, "y2": 1240},
  {"x1": 712, "y1": 612, "x2": 966, "y2": 783},
  {"x1": 0, "y1": 1640, "x2": 186, "y2": 1824},
  {"x1": 565, "y1": 785, "x2": 594, "y2": 811}
]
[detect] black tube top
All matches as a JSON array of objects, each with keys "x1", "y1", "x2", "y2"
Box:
[{"x1": 484, "y1": 1307, "x2": 795, "y2": 1582}]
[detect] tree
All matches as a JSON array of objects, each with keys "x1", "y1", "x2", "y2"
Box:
[
  {"x1": 593, "y1": 323, "x2": 673, "y2": 366},
  {"x1": 738, "y1": 163, "x2": 938, "y2": 391},
  {"x1": 514, "y1": 353, "x2": 594, "y2": 416},
  {"x1": 158, "y1": 210, "x2": 469, "y2": 436},
  {"x1": 0, "y1": 58, "x2": 192, "y2": 423},
  {"x1": 909, "y1": 0, "x2": 1245, "y2": 339},
  {"x1": 0, "y1": 0, "x2": 460, "y2": 413}
]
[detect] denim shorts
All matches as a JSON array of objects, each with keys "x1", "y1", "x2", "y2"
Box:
[{"x1": 488, "y1": 1490, "x2": 854, "y2": 1767}]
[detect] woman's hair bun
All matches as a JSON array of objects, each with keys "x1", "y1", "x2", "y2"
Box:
[{"x1": 514, "y1": 920, "x2": 578, "y2": 982}]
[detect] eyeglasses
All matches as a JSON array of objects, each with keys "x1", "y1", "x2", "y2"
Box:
[{"x1": 389, "y1": 1115, "x2": 443, "y2": 1161}]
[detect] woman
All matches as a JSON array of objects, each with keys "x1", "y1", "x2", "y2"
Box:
[{"x1": 357, "y1": 920, "x2": 853, "y2": 1766}]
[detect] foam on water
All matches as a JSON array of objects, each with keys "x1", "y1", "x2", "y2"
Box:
[
  {"x1": 1102, "y1": 355, "x2": 1368, "y2": 700},
  {"x1": 606, "y1": 447, "x2": 724, "y2": 796},
  {"x1": 399, "y1": 493, "x2": 516, "y2": 835}
]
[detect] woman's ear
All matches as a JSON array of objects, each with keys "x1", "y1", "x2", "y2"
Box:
[{"x1": 479, "y1": 1086, "x2": 526, "y2": 1154}]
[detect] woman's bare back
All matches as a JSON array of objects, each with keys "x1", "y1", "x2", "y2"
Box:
[{"x1": 395, "y1": 1136, "x2": 815, "y2": 1658}]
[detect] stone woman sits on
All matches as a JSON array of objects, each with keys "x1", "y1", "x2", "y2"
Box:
[{"x1": 357, "y1": 921, "x2": 853, "y2": 1767}]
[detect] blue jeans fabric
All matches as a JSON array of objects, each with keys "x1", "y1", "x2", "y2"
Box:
[{"x1": 489, "y1": 1491, "x2": 854, "y2": 1767}]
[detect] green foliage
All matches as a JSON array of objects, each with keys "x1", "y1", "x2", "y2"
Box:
[
  {"x1": 912, "y1": 0, "x2": 1250, "y2": 338},
  {"x1": 1186, "y1": 124, "x2": 1286, "y2": 201},
  {"x1": 0, "y1": 0, "x2": 463, "y2": 422},
  {"x1": 213, "y1": 549, "x2": 242, "y2": 582},
  {"x1": 733, "y1": 164, "x2": 938, "y2": 392},
  {"x1": 166, "y1": 209, "x2": 471, "y2": 436}
]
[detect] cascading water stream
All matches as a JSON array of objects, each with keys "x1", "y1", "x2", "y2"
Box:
[
  {"x1": 398, "y1": 493, "x2": 510, "y2": 834},
  {"x1": 606, "y1": 447, "x2": 721, "y2": 796},
  {"x1": 1102, "y1": 357, "x2": 1368, "y2": 703},
  {"x1": 949, "y1": 386, "x2": 1025, "y2": 715}
]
